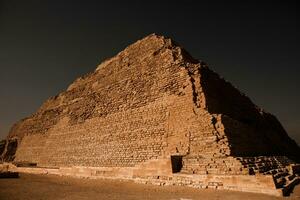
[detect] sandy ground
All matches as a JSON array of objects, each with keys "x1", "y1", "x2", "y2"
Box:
[{"x1": 0, "y1": 174, "x2": 300, "y2": 200}]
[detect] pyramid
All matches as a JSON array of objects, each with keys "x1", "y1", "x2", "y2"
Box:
[{"x1": 1, "y1": 34, "x2": 299, "y2": 196}]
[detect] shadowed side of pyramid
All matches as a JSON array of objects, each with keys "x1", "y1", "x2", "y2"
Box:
[
  {"x1": 198, "y1": 66, "x2": 300, "y2": 160},
  {"x1": 1, "y1": 34, "x2": 299, "y2": 196}
]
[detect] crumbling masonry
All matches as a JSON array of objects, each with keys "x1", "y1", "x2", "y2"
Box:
[{"x1": 1, "y1": 34, "x2": 299, "y2": 196}]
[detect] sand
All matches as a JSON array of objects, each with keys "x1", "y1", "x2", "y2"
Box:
[{"x1": 0, "y1": 173, "x2": 299, "y2": 200}]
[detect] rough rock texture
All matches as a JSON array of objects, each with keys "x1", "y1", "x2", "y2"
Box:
[
  {"x1": 0, "y1": 140, "x2": 6, "y2": 157},
  {"x1": 1, "y1": 139, "x2": 17, "y2": 162},
  {"x1": 1, "y1": 34, "x2": 299, "y2": 194}
]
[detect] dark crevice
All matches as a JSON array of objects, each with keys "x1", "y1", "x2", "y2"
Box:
[{"x1": 187, "y1": 71, "x2": 200, "y2": 108}]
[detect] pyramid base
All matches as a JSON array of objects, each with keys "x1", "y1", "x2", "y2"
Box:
[{"x1": 3, "y1": 162, "x2": 287, "y2": 197}]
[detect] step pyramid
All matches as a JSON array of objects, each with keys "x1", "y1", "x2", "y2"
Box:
[{"x1": 1, "y1": 34, "x2": 299, "y2": 196}]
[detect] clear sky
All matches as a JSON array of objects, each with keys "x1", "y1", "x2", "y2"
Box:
[{"x1": 0, "y1": 1, "x2": 299, "y2": 144}]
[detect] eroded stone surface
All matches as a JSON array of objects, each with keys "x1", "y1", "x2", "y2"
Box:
[{"x1": 1, "y1": 34, "x2": 299, "y2": 195}]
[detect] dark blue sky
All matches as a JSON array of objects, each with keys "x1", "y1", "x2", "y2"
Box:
[{"x1": 0, "y1": 1, "x2": 299, "y2": 144}]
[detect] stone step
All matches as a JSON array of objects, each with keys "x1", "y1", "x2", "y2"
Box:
[
  {"x1": 274, "y1": 171, "x2": 289, "y2": 180},
  {"x1": 262, "y1": 167, "x2": 287, "y2": 175},
  {"x1": 286, "y1": 174, "x2": 296, "y2": 181},
  {"x1": 282, "y1": 176, "x2": 300, "y2": 196},
  {"x1": 275, "y1": 177, "x2": 286, "y2": 188}
]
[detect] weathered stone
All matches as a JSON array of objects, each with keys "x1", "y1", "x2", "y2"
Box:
[
  {"x1": 0, "y1": 163, "x2": 19, "y2": 178},
  {"x1": 0, "y1": 140, "x2": 6, "y2": 157},
  {"x1": 1, "y1": 138, "x2": 18, "y2": 162},
  {"x1": 1, "y1": 34, "x2": 300, "y2": 196}
]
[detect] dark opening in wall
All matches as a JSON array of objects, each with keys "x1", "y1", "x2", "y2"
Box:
[
  {"x1": 171, "y1": 155, "x2": 183, "y2": 173},
  {"x1": 249, "y1": 168, "x2": 255, "y2": 175}
]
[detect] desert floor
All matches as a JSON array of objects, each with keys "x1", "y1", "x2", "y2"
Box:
[{"x1": 0, "y1": 173, "x2": 299, "y2": 200}]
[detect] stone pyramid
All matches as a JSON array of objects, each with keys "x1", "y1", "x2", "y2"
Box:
[{"x1": 1, "y1": 34, "x2": 299, "y2": 196}]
